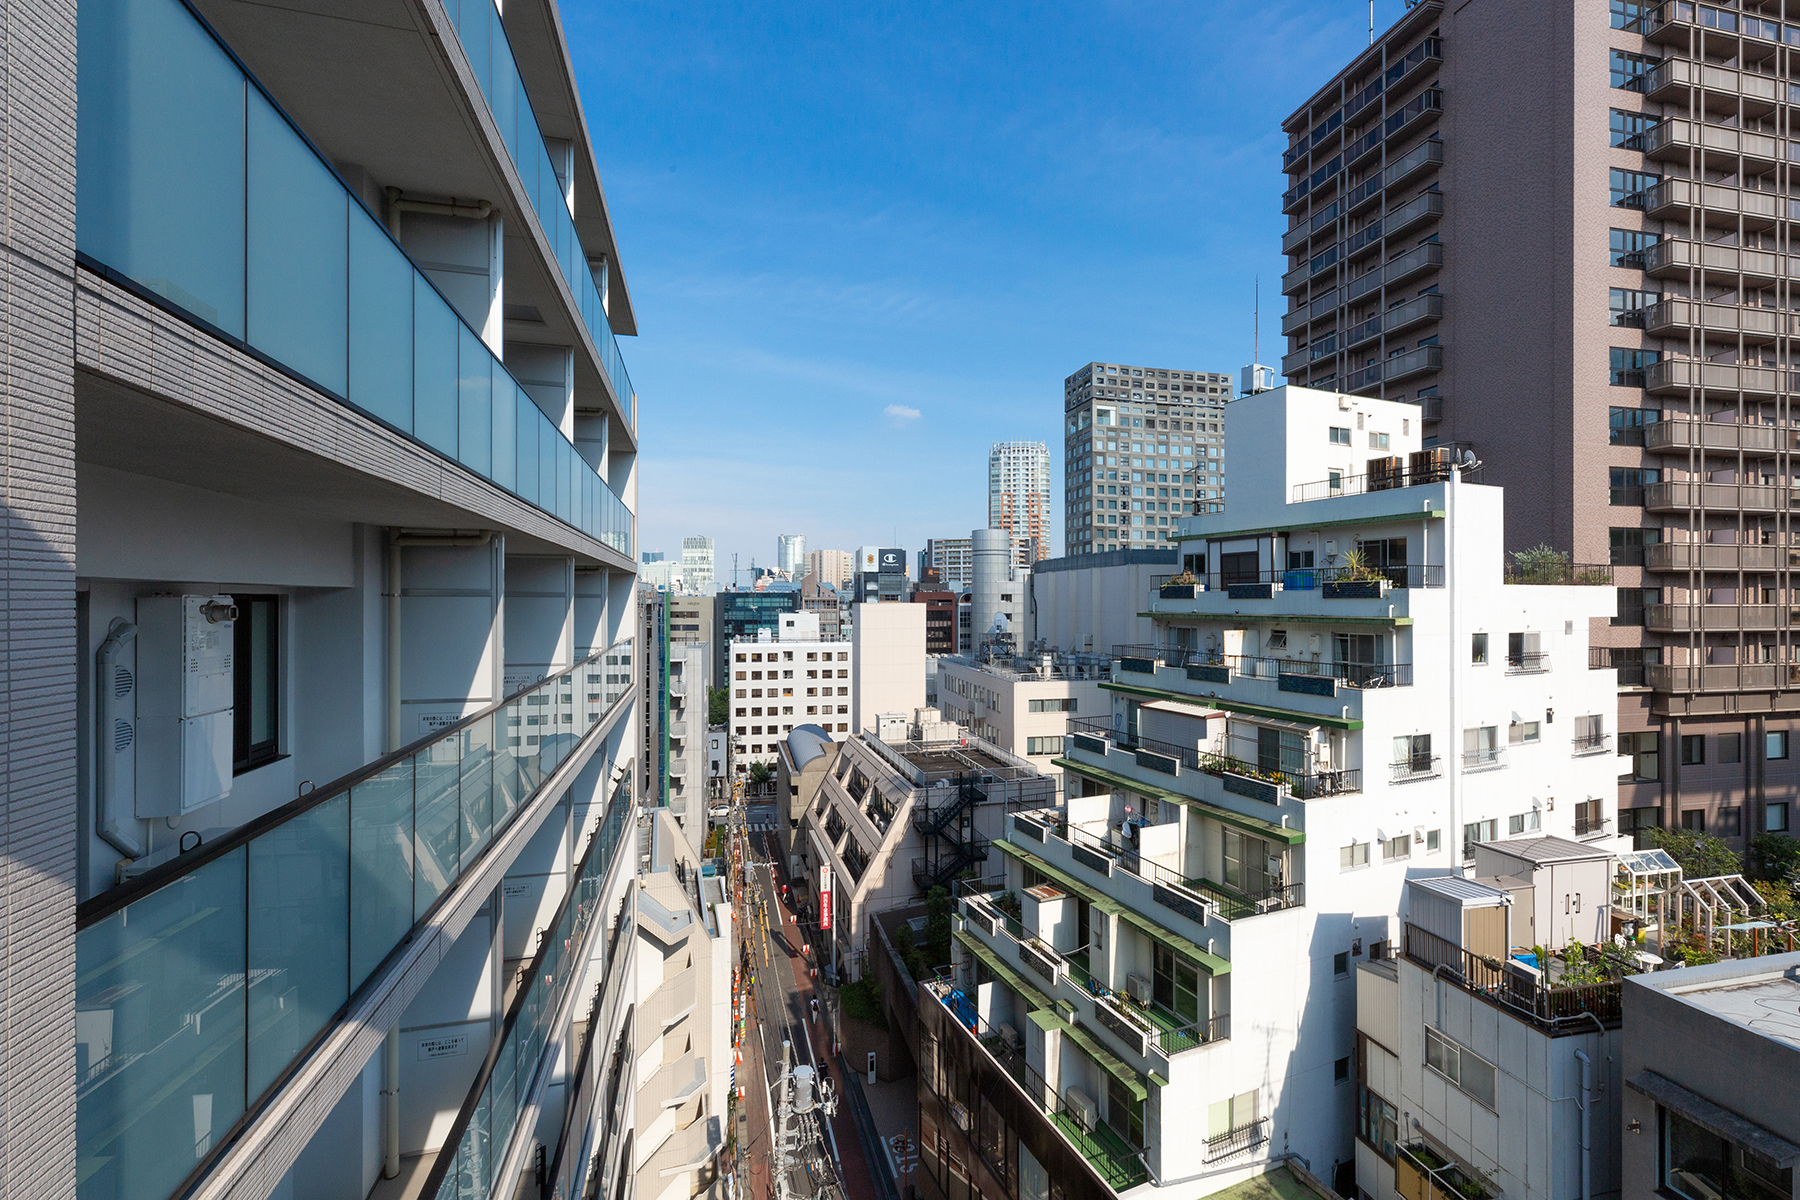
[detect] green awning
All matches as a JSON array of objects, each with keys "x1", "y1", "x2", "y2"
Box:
[
  {"x1": 1051, "y1": 758, "x2": 1306, "y2": 847},
  {"x1": 1141, "y1": 612, "x2": 1411, "y2": 628},
  {"x1": 1058, "y1": 1014, "x2": 1149, "y2": 1102},
  {"x1": 994, "y1": 840, "x2": 1232, "y2": 976},
  {"x1": 954, "y1": 929, "x2": 1054, "y2": 1013},
  {"x1": 1102, "y1": 680, "x2": 1363, "y2": 731}
]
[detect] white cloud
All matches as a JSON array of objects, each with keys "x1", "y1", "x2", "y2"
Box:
[{"x1": 884, "y1": 403, "x2": 921, "y2": 426}]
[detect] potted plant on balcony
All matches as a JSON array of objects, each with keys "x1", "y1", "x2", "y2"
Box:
[
  {"x1": 1323, "y1": 550, "x2": 1390, "y2": 599},
  {"x1": 1160, "y1": 571, "x2": 1200, "y2": 600}
]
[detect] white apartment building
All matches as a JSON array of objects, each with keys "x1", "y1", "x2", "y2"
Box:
[
  {"x1": 1356, "y1": 866, "x2": 1625, "y2": 1200},
  {"x1": 937, "y1": 653, "x2": 1109, "y2": 773},
  {"x1": 1062, "y1": 362, "x2": 1232, "y2": 556},
  {"x1": 1029, "y1": 549, "x2": 1178, "y2": 657},
  {"x1": 919, "y1": 386, "x2": 1624, "y2": 1200},
  {"x1": 683, "y1": 536, "x2": 716, "y2": 594},
  {"x1": 778, "y1": 533, "x2": 807, "y2": 578},
  {"x1": 727, "y1": 611, "x2": 854, "y2": 775},
  {"x1": 991, "y1": 441, "x2": 1053, "y2": 562}
]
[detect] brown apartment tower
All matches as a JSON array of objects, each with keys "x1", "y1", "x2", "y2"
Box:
[{"x1": 1280, "y1": 0, "x2": 1800, "y2": 851}]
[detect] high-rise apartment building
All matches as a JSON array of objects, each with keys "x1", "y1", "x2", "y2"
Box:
[
  {"x1": 682, "y1": 534, "x2": 716, "y2": 593},
  {"x1": 989, "y1": 440, "x2": 1052, "y2": 561},
  {"x1": 15, "y1": 3, "x2": 661, "y2": 1200},
  {"x1": 777, "y1": 532, "x2": 807, "y2": 577},
  {"x1": 806, "y1": 547, "x2": 854, "y2": 588},
  {"x1": 1278, "y1": 0, "x2": 1800, "y2": 850},
  {"x1": 1062, "y1": 362, "x2": 1232, "y2": 556}
]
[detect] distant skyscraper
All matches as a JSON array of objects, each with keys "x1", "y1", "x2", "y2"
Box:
[
  {"x1": 1063, "y1": 362, "x2": 1231, "y2": 555},
  {"x1": 806, "y1": 548, "x2": 853, "y2": 588},
  {"x1": 777, "y1": 533, "x2": 806, "y2": 578},
  {"x1": 681, "y1": 536, "x2": 715, "y2": 593},
  {"x1": 988, "y1": 441, "x2": 1051, "y2": 562}
]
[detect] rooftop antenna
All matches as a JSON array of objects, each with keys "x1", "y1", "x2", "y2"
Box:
[
  {"x1": 1253, "y1": 277, "x2": 1260, "y2": 369},
  {"x1": 1369, "y1": 0, "x2": 1375, "y2": 44}
]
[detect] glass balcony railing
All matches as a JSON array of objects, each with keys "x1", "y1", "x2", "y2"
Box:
[
  {"x1": 74, "y1": 637, "x2": 634, "y2": 1200},
  {"x1": 446, "y1": 0, "x2": 634, "y2": 418},
  {"x1": 76, "y1": 0, "x2": 630, "y2": 554},
  {"x1": 426, "y1": 775, "x2": 634, "y2": 1200}
]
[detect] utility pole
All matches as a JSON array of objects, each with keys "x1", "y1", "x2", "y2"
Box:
[{"x1": 770, "y1": 1039, "x2": 839, "y2": 1200}]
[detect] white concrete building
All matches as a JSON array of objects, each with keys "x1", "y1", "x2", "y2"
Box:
[
  {"x1": 634, "y1": 807, "x2": 735, "y2": 1200},
  {"x1": 789, "y1": 732, "x2": 1056, "y2": 982},
  {"x1": 1029, "y1": 549, "x2": 1179, "y2": 658},
  {"x1": 727, "y1": 611, "x2": 853, "y2": 776},
  {"x1": 1355, "y1": 868, "x2": 1625, "y2": 1200},
  {"x1": 921, "y1": 385, "x2": 1625, "y2": 1200},
  {"x1": 926, "y1": 533, "x2": 1032, "y2": 593},
  {"x1": 852, "y1": 601, "x2": 928, "y2": 735},
  {"x1": 937, "y1": 653, "x2": 1109, "y2": 774},
  {"x1": 682, "y1": 536, "x2": 716, "y2": 594}
]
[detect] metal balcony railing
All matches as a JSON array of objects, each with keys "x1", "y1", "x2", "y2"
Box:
[
  {"x1": 75, "y1": 636, "x2": 635, "y2": 1200},
  {"x1": 1204, "y1": 1117, "x2": 1270, "y2": 1163},
  {"x1": 1068, "y1": 716, "x2": 1358, "y2": 802},
  {"x1": 1390, "y1": 755, "x2": 1442, "y2": 782},
  {"x1": 1291, "y1": 459, "x2": 1450, "y2": 502},
  {"x1": 1505, "y1": 651, "x2": 1551, "y2": 673},
  {"x1": 1462, "y1": 747, "x2": 1506, "y2": 769},
  {"x1": 1572, "y1": 731, "x2": 1612, "y2": 755},
  {"x1": 1108, "y1": 646, "x2": 1410, "y2": 692},
  {"x1": 1402, "y1": 923, "x2": 1624, "y2": 1031}
]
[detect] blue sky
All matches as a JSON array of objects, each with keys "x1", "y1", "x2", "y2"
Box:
[{"x1": 565, "y1": 0, "x2": 1417, "y2": 583}]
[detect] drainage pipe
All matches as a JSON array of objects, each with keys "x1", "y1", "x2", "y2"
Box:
[
  {"x1": 382, "y1": 1025, "x2": 401, "y2": 1179},
  {"x1": 1575, "y1": 1047, "x2": 1593, "y2": 1200},
  {"x1": 383, "y1": 187, "x2": 493, "y2": 240}
]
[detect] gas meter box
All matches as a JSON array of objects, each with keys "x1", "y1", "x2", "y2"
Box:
[{"x1": 135, "y1": 594, "x2": 236, "y2": 817}]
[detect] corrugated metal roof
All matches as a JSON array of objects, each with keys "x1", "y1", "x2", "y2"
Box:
[
  {"x1": 1480, "y1": 835, "x2": 1609, "y2": 865},
  {"x1": 1410, "y1": 875, "x2": 1510, "y2": 905}
]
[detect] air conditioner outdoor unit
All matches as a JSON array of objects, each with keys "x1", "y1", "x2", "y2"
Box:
[
  {"x1": 996, "y1": 1023, "x2": 1020, "y2": 1051},
  {"x1": 1065, "y1": 1087, "x2": 1098, "y2": 1133},
  {"x1": 1127, "y1": 974, "x2": 1152, "y2": 1004}
]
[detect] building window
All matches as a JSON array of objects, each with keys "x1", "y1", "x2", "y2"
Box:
[
  {"x1": 1610, "y1": 406, "x2": 1660, "y2": 445},
  {"x1": 1425, "y1": 829, "x2": 1441, "y2": 852},
  {"x1": 1718, "y1": 807, "x2": 1743, "y2": 837},
  {"x1": 1660, "y1": 1104, "x2": 1794, "y2": 1200},
  {"x1": 1333, "y1": 951, "x2": 1349, "y2": 976},
  {"x1": 234, "y1": 594, "x2": 281, "y2": 773},
  {"x1": 1715, "y1": 733, "x2": 1742, "y2": 764},
  {"x1": 1768, "y1": 802, "x2": 1790, "y2": 833},
  {"x1": 1425, "y1": 1027, "x2": 1497, "y2": 1109},
  {"x1": 1383, "y1": 835, "x2": 1410, "y2": 861},
  {"x1": 1610, "y1": 168, "x2": 1660, "y2": 208},
  {"x1": 1025, "y1": 736, "x2": 1064, "y2": 756},
  {"x1": 1610, "y1": 0, "x2": 1649, "y2": 30},
  {"x1": 1609, "y1": 346, "x2": 1661, "y2": 385},
  {"x1": 1609, "y1": 467, "x2": 1661, "y2": 505},
  {"x1": 1028, "y1": 698, "x2": 1077, "y2": 713},
  {"x1": 1609, "y1": 227, "x2": 1660, "y2": 267},
  {"x1": 1508, "y1": 720, "x2": 1541, "y2": 745},
  {"x1": 1463, "y1": 725, "x2": 1500, "y2": 767},
  {"x1": 1357, "y1": 1081, "x2": 1398, "y2": 1163},
  {"x1": 1463, "y1": 818, "x2": 1498, "y2": 857},
  {"x1": 1339, "y1": 842, "x2": 1370, "y2": 871},
  {"x1": 1329, "y1": 426, "x2": 1351, "y2": 445},
  {"x1": 1768, "y1": 731, "x2": 1789, "y2": 760},
  {"x1": 1610, "y1": 288, "x2": 1659, "y2": 327},
  {"x1": 1470, "y1": 632, "x2": 1488, "y2": 665},
  {"x1": 1620, "y1": 731, "x2": 1661, "y2": 782},
  {"x1": 1609, "y1": 108, "x2": 1653, "y2": 149},
  {"x1": 1609, "y1": 526, "x2": 1660, "y2": 565},
  {"x1": 1680, "y1": 734, "x2": 1706, "y2": 766},
  {"x1": 1334, "y1": 1056, "x2": 1350, "y2": 1083},
  {"x1": 1613, "y1": 586, "x2": 1662, "y2": 626}
]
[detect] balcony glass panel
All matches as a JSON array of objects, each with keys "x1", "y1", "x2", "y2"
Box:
[
  {"x1": 77, "y1": 847, "x2": 248, "y2": 1200},
  {"x1": 76, "y1": 0, "x2": 631, "y2": 553},
  {"x1": 246, "y1": 794, "x2": 350, "y2": 1098},
  {"x1": 77, "y1": 0, "x2": 247, "y2": 336},
  {"x1": 246, "y1": 91, "x2": 348, "y2": 396},
  {"x1": 75, "y1": 639, "x2": 634, "y2": 1200},
  {"x1": 446, "y1": 0, "x2": 635, "y2": 418}
]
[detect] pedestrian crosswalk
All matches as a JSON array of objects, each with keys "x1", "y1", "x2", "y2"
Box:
[{"x1": 747, "y1": 820, "x2": 776, "y2": 832}]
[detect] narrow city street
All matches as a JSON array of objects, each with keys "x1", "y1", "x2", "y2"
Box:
[{"x1": 732, "y1": 805, "x2": 880, "y2": 1200}]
